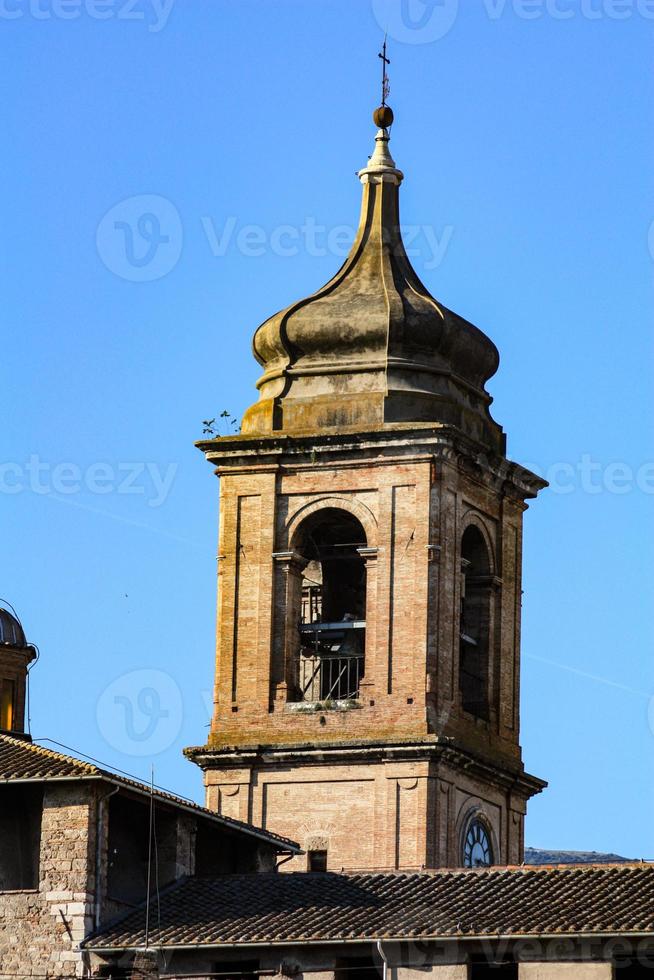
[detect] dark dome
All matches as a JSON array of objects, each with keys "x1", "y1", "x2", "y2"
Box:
[{"x1": 0, "y1": 607, "x2": 27, "y2": 648}]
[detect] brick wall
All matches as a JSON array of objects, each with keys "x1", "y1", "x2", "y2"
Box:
[
  {"x1": 207, "y1": 448, "x2": 527, "y2": 757},
  {"x1": 204, "y1": 750, "x2": 528, "y2": 872},
  {"x1": 193, "y1": 427, "x2": 544, "y2": 870}
]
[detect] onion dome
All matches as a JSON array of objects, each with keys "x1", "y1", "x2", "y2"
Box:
[
  {"x1": 0, "y1": 606, "x2": 27, "y2": 648},
  {"x1": 242, "y1": 111, "x2": 503, "y2": 451}
]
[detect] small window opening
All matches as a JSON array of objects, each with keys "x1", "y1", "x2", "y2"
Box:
[
  {"x1": 0, "y1": 785, "x2": 42, "y2": 890},
  {"x1": 614, "y1": 959, "x2": 654, "y2": 977},
  {"x1": 335, "y1": 956, "x2": 383, "y2": 980},
  {"x1": 0, "y1": 678, "x2": 15, "y2": 731},
  {"x1": 470, "y1": 961, "x2": 517, "y2": 979},
  {"x1": 295, "y1": 509, "x2": 367, "y2": 703},
  {"x1": 459, "y1": 526, "x2": 492, "y2": 719},
  {"x1": 106, "y1": 794, "x2": 179, "y2": 909},
  {"x1": 211, "y1": 960, "x2": 261, "y2": 980},
  {"x1": 308, "y1": 849, "x2": 328, "y2": 872}
]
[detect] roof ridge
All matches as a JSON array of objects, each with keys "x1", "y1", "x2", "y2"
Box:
[{"x1": 285, "y1": 864, "x2": 654, "y2": 879}]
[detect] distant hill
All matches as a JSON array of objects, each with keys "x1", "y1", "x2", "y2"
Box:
[{"x1": 525, "y1": 848, "x2": 633, "y2": 865}]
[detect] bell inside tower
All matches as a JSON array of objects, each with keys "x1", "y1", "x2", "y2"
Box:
[{"x1": 294, "y1": 510, "x2": 367, "y2": 703}]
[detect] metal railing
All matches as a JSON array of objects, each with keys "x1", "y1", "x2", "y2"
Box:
[{"x1": 299, "y1": 651, "x2": 364, "y2": 702}]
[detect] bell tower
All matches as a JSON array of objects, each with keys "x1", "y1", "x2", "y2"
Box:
[{"x1": 186, "y1": 99, "x2": 547, "y2": 872}]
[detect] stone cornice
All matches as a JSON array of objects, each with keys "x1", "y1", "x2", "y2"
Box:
[
  {"x1": 196, "y1": 425, "x2": 547, "y2": 501},
  {"x1": 184, "y1": 736, "x2": 547, "y2": 801}
]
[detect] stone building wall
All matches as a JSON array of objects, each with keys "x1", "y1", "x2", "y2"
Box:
[
  {"x1": 0, "y1": 775, "x2": 285, "y2": 975},
  {"x1": 90, "y1": 941, "x2": 619, "y2": 979},
  {"x1": 0, "y1": 782, "x2": 96, "y2": 978}
]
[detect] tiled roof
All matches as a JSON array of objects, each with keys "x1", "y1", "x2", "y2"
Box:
[
  {"x1": 0, "y1": 733, "x2": 299, "y2": 853},
  {"x1": 0, "y1": 734, "x2": 99, "y2": 780},
  {"x1": 84, "y1": 864, "x2": 654, "y2": 950}
]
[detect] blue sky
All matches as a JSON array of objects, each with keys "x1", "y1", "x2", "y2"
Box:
[{"x1": 2, "y1": 0, "x2": 653, "y2": 858}]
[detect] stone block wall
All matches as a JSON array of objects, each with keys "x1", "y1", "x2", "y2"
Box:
[{"x1": 0, "y1": 782, "x2": 96, "y2": 978}]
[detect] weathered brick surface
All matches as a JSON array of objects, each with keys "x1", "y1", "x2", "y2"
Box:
[
  {"x1": 204, "y1": 753, "x2": 527, "y2": 873},
  {"x1": 193, "y1": 428, "x2": 545, "y2": 871}
]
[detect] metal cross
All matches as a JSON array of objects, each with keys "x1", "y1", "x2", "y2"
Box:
[{"x1": 378, "y1": 36, "x2": 391, "y2": 106}]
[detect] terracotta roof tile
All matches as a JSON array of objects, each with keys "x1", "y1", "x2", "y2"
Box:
[
  {"x1": 0, "y1": 733, "x2": 299, "y2": 853},
  {"x1": 84, "y1": 864, "x2": 654, "y2": 950}
]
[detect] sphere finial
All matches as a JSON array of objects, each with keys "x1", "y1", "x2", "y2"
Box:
[{"x1": 373, "y1": 104, "x2": 394, "y2": 129}]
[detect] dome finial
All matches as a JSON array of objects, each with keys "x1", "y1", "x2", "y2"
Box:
[
  {"x1": 362, "y1": 35, "x2": 400, "y2": 182},
  {"x1": 373, "y1": 35, "x2": 394, "y2": 130}
]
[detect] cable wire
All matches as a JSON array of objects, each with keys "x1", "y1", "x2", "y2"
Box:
[
  {"x1": 144, "y1": 765, "x2": 155, "y2": 950},
  {"x1": 30, "y1": 737, "x2": 199, "y2": 805}
]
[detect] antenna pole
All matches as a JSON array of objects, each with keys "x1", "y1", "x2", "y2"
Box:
[{"x1": 144, "y1": 764, "x2": 155, "y2": 949}]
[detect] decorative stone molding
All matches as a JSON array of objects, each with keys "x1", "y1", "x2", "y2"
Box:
[
  {"x1": 286, "y1": 495, "x2": 379, "y2": 550},
  {"x1": 357, "y1": 546, "x2": 379, "y2": 564},
  {"x1": 272, "y1": 550, "x2": 309, "y2": 575}
]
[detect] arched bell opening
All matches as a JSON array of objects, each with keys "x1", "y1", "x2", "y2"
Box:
[
  {"x1": 459, "y1": 525, "x2": 493, "y2": 720},
  {"x1": 291, "y1": 509, "x2": 368, "y2": 703}
]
